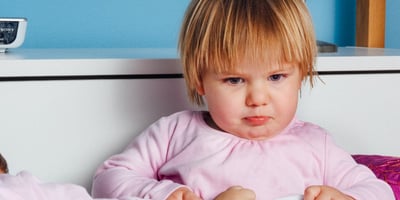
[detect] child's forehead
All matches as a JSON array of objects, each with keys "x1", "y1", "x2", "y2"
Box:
[
  {"x1": 204, "y1": 41, "x2": 301, "y2": 72},
  {"x1": 213, "y1": 58, "x2": 297, "y2": 74}
]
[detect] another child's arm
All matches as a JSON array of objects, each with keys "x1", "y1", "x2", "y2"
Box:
[{"x1": 0, "y1": 171, "x2": 95, "y2": 200}]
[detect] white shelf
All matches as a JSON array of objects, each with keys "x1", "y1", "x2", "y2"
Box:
[
  {"x1": 317, "y1": 47, "x2": 400, "y2": 71},
  {"x1": 0, "y1": 48, "x2": 181, "y2": 77},
  {"x1": 0, "y1": 47, "x2": 400, "y2": 77}
]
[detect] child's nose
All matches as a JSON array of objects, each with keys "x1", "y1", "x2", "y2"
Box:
[{"x1": 245, "y1": 85, "x2": 269, "y2": 107}]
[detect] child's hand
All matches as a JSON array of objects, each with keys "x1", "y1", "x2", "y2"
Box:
[
  {"x1": 214, "y1": 186, "x2": 256, "y2": 200},
  {"x1": 304, "y1": 185, "x2": 355, "y2": 200},
  {"x1": 167, "y1": 187, "x2": 202, "y2": 200}
]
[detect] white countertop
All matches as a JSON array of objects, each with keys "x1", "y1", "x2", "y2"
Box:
[
  {"x1": 0, "y1": 48, "x2": 179, "y2": 60},
  {"x1": 316, "y1": 47, "x2": 400, "y2": 71},
  {"x1": 0, "y1": 48, "x2": 181, "y2": 77},
  {"x1": 1, "y1": 47, "x2": 400, "y2": 77}
]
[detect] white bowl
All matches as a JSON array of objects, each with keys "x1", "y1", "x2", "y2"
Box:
[{"x1": 275, "y1": 194, "x2": 304, "y2": 200}]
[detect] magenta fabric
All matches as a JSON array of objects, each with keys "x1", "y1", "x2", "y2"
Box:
[{"x1": 353, "y1": 155, "x2": 400, "y2": 199}]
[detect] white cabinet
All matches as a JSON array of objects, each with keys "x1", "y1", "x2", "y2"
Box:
[
  {"x1": 298, "y1": 74, "x2": 400, "y2": 156},
  {"x1": 297, "y1": 47, "x2": 400, "y2": 156},
  {"x1": 0, "y1": 49, "x2": 193, "y2": 188}
]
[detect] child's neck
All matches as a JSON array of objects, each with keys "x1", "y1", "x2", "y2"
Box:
[{"x1": 202, "y1": 111, "x2": 224, "y2": 132}]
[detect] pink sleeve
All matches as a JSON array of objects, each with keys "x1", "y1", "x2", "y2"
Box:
[
  {"x1": 91, "y1": 116, "x2": 185, "y2": 200},
  {"x1": 323, "y1": 135, "x2": 395, "y2": 200}
]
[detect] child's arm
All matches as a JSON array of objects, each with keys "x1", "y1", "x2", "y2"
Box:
[
  {"x1": 0, "y1": 171, "x2": 95, "y2": 200},
  {"x1": 92, "y1": 117, "x2": 189, "y2": 200},
  {"x1": 321, "y1": 134, "x2": 395, "y2": 200}
]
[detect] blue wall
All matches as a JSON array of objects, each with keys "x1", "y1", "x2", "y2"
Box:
[
  {"x1": 386, "y1": 0, "x2": 400, "y2": 48},
  {"x1": 308, "y1": 0, "x2": 400, "y2": 49},
  {"x1": 1, "y1": 0, "x2": 398, "y2": 49},
  {"x1": 1, "y1": 0, "x2": 190, "y2": 48},
  {"x1": 307, "y1": 0, "x2": 356, "y2": 47}
]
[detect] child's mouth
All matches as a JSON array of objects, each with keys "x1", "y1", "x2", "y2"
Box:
[{"x1": 244, "y1": 116, "x2": 270, "y2": 126}]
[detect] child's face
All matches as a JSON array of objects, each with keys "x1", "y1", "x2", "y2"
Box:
[{"x1": 197, "y1": 59, "x2": 302, "y2": 140}]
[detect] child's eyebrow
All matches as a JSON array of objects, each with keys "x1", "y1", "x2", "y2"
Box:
[
  {"x1": 219, "y1": 64, "x2": 295, "y2": 74},
  {"x1": 266, "y1": 63, "x2": 298, "y2": 71},
  {"x1": 268, "y1": 66, "x2": 295, "y2": 73}
]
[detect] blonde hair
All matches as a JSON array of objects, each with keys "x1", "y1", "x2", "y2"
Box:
[{"x1": 178, "y1": 0, "x2": 317, "y2": 106}]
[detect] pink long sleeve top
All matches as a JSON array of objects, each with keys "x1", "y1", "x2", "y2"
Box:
[{"x1": 92, "y1": 110, "x2": 394, "y2": 200}]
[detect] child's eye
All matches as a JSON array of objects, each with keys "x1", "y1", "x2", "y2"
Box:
[
  {"x1": 268, "y1": 74, "x2": 285, "y2": 82},
  {"x1": 223, "y1": 77, "x2": 244, "y2": 84}
]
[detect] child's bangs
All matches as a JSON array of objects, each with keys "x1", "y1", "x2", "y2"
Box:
[
  {"x1": 203, "y1": 0, "x2": 312, "y2": 74},
  {"x1": 206, "y1": 35, "x2": 289, "y2": 74}
]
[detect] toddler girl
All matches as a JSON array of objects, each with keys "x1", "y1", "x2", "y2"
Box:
[{"x1": 91, "y1": 0, "x2": 395, "y2": 199}]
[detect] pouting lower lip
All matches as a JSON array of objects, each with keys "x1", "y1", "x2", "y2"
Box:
[{"x1": 244, "y1": 116, "x2": 270, "y2": 125}]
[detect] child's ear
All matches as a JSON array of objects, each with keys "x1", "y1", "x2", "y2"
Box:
[{"x1": 196, "y1": 84, "x2": 205, "y2": 95}]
